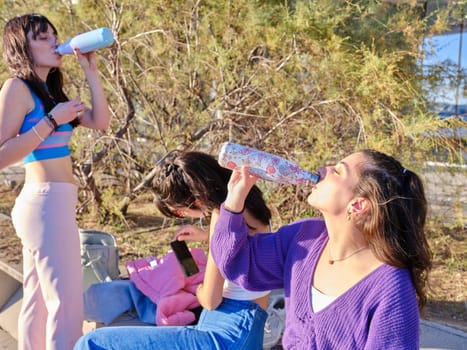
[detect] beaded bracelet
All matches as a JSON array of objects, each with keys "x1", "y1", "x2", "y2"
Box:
[{"x1": 46, "y1": 113, "x2": 58, "y2": 130}]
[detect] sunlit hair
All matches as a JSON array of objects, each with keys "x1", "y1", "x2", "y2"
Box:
[
  {"x1": 151, "y1": 150, "x2": 271, "y2": 226},
  {"x1": 2, "y1": 13, "x2": 78, "y2": 126},
  {"x1": 354, "y1": 149, "x2": 432, "y2": 310}
]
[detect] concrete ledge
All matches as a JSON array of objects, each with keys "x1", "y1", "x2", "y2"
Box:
[
  {"x1": 420, "y1": 319, "x2": 467, "y2": 350},
  {"x1": 0, "y1": 260, "x2": 22, "y2": 340}
]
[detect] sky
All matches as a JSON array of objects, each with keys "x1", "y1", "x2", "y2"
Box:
[{"x1": 422, "y1": 30, "x2": 467, "y2": 106}]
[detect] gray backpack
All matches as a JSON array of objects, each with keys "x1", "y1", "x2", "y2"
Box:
[{"x1": 79, "y1": 229, "x2": 120, "y2": 291}]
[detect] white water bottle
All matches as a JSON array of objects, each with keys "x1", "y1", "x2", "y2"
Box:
[
  {"x1": 55, "y1": 27, "x2": 114, "y2": 55},
  {"x1": 218, "y1": 142, "x2": 320, "y2": 185}
]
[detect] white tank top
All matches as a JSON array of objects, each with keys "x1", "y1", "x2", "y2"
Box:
[
  {"x1": 223, "y1": 280, "x2": 270, "y2": 300},
  {"x1": 311, "y1": 285, "x2": 337, "y2": 312}
]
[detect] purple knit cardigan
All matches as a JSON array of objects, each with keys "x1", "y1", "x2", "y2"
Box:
[{"x1": 211, "y1": 205, "x2": 420, "y2": 349}]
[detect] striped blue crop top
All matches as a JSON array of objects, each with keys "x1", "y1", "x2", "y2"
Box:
[{"x1": 19, "y1": 85, "x2": 73, "y2": 164}]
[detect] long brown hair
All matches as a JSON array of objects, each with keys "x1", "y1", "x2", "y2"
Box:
[
  {"x1": 151, "y1": 150, "x2": 272, "y2": 226},
  {"x1": 355, "y1": 149, "x2": 432, "y2": 309},
  {"x1": 2, "y1": 14, "x2": 79, "y2": 126}
]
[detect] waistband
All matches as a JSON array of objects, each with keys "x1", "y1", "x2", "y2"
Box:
[
  {"x1": 220, "y1": 298, "x2": 268, "y2": 318},
  {"x1": 19, "y1": 182, "x2": 77, "y2": 194}
]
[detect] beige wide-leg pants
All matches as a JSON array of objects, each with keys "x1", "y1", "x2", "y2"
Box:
[{"x1": 12, "y1": 182, "x2": 83, "y2": 350}]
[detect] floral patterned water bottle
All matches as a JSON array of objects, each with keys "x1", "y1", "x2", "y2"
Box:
[{"x1": 218, "y1": 142, "x2": 320, "y2": 185}]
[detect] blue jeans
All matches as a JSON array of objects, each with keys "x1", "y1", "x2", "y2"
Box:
[{"x1": 74, "y1": 298, "x2": 267, "y2": 350}]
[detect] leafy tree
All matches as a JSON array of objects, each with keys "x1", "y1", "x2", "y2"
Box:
[{"x1": 0, "y1": 0, "x2": 460, "y2": 225}]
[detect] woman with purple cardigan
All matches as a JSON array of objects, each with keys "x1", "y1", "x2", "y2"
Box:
[{"x1": 211, "y1": 149, "x2": 432, "y2": 349}]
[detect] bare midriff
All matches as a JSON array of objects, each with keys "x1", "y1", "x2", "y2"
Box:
[{"x1": 24, "y1": 156, "x2": 76, "y2": 184}]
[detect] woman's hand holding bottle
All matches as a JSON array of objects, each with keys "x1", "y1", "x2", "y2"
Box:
[
  {"x1": 74, "y1": 48, "x2": 98, "y2": 73},
  {"x1": 225, "y1": 166, "x2": 259, "y2": 213}
]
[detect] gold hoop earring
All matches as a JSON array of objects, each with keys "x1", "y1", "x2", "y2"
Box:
[{"x1": 346, "y1": 208, "x2": 352, "y2": 221}]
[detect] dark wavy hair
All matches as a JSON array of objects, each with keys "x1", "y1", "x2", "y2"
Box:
[
  {"x1": 151, "y1": 150, "x2": 272, "y2": 226},
  {"x1": 2, "y1": 13, "x2": 78, "y2": 126},
  {"x1": 355, "y1": 149, "x2": 432, "y2": 309}
]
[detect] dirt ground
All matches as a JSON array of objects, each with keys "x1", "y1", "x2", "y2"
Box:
[{"x1": 0, "y1": 166, "x2": 466, "y2": 333}]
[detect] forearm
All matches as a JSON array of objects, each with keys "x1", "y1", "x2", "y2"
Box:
[
  {"x1": 211, "y1": 205, "x2": 287, "y2": 291},
  {"x1": 195, "y1": 252, "x2": 224, "y2": 310},
  {"x1": 224, "y1": 192, "x2": 245, "y2": 213},
  {"x1": 210, "y1": 205, "x2": 252, "y2": 285},
  {"x1": 83, "y1": 71, "x2": 110, "y2": 130},
  {"x1": 0, "y1": 118, "x2": 53, "y2": 169},
  {"x1": 196, "y1": 209, "x2": 225, "y2": 310}
]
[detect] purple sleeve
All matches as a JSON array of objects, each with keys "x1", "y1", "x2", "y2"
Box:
[
  {"x1": 210, "y1": 204, "x2": 295, "y2": 291},
  {"x1": 364, "y1": 270, "x2": 420, "y2": 349}
]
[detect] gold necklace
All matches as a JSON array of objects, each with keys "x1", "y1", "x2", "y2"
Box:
[{"x1": 328, "y1": 244, "x2": 369, "y2": 265}]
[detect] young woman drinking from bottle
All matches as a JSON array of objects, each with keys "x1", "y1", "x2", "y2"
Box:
[
  {"x1": 211, "y1": 149, "x2": 432, "y2": 349},
  {"x1": 0, "y1": 13, "x2": 110, "y2": 350}
]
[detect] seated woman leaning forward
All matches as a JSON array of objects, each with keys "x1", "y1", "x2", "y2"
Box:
[
  {"x1": 211, "y1": 149, "x2": 432, "y2": 349},
  {"x1": 74, "y1": 151, "x2": 273, "y2": 350}
]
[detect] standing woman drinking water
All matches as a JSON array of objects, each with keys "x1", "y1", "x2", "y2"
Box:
[
  {"x1": 0, "y1": 14, "x2": 110, "y2": 350},
  {"x1": 212, "y1": 149, "x2": 432, "y2": 349}
]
